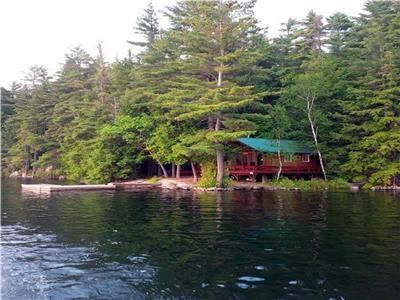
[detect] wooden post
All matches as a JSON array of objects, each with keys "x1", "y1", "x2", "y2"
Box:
[{"x1": 262, "y1": 174, "x2": 268, "y2": 183}]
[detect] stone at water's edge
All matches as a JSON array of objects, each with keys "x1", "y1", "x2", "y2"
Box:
[
  {"x1": 350, "y1": 185, "x2": 360, "y2": 191},
  {"x1": 159, "y1": 179, "x2": 194, "y2": 190},
  {"x1": 371, "y1": 185, "x2": 400, "y2": 191}
]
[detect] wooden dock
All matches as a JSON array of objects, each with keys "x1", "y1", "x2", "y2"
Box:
[
  {"x1": 21, "y1": 180, "x2": 162, "y2": 193},
  {"x1": 21, "y1": 183, "x2": 116, "y2": 193}
]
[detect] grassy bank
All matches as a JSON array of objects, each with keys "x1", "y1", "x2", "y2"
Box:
[{"x1": 266, "y1": 178, "x2": 350, "y2": 191}]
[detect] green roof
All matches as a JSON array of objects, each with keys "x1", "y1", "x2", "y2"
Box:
[{"x1": 238, "y1": 137, "x2": 314, "y2": 154}]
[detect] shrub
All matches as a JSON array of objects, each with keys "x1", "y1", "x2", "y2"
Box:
[
  {"x1": 198, "y1": 162, "x2": 232, "y2": 188},
  {"x1": 267, "y1": 177, "x2": 349, "y2": 191},
  {"x1": 146, "y1": 176, "x2": 160, "y2": 183},
  {"x1": 327, "y1": 178, "x2": 350, "y2": 190}
]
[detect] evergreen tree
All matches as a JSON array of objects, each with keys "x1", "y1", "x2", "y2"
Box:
[
  {"x1": 326, "y1": 12, "x2": 354, "y2": 55},
  {"x1": 293, "y1": 11, "x2": 326, "y2": 59},
  {"x1": 161, "y1": 0, "x2": 268, "y2": 187},
  {"x1": 128, "y1": 2, "x2": 160, "y2": 49},
  {"x1": 1, "y1": 83, "x2": 20, "y2": 170},
  {"x1": 2, "y1": 0, "x2": 398, "y2": 188},
  {"x1": 341, "y1": 0, "x2": 400, "y2": 186},
  {"x1": 263, "y1": 104, "x2": 290, "y2": 180},
  {"x1": 5, "y1": 66, "x2": 56, "y2": 175}
]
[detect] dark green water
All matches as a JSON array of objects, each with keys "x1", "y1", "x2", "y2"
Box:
[{"x1": 1, "y1": 179, "x2": 400, "y2": 300}]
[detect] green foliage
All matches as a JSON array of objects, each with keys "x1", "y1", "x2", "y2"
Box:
[
  {"x1": 2, "y1": 0, "x2": 398, "y2": 187},
  {"x1": 268, "y1": 178, "x2": 349, "y2": 191},
  {"x1": 327, "y1": 178, "x2": 351, "y2": 190},
  {"x1": 339, "y1": 1, "x2": 400, "y2": 186},
  {"x1": 127, "y1": 2, "x2": 160, "y2": 49},
  {"x1": 197, "y1": 162, "x2": 217, "y2": 188},
  {"x1": 146, "y1": 177, "x2": 160, "y2": 183},
  {"x1": 197, "y1": 162, "x2": 232, "y2": 188}
]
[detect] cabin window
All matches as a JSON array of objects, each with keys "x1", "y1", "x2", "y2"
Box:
[
  {"x1": 302, "y1": 154, "x2": 310, "y2": 163},
  {"x1": 284, "y1": 154, "x2": 293, "y2": 162}
]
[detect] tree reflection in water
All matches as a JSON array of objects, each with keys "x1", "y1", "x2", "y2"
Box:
[{"x1": 2, "y1": 179, "x2": 400, "y2": 299}]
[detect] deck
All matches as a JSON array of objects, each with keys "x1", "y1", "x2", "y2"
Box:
[{"x1": 228, "y1": 165, "x2": 322, "y2": 177}]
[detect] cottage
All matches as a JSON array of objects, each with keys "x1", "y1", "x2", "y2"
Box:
[{"x1": 228, "y1": 138, "x2": 323, "y2": 181}]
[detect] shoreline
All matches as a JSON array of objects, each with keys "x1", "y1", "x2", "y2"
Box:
[{"x1": 18, "y1": 177, "x2": 400, "y2": 193}]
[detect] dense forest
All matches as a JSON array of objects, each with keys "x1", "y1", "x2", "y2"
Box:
[{"x1": 1, "y1": 0, "x2": 399, "y2": 188}]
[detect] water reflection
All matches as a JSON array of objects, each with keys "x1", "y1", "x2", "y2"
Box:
[{"x1": 2, "y1": 179, "x2": 400, "y2": 299}]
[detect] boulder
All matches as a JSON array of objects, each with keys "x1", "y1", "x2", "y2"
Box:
[
  {"x1": 252, "y1": 186, "x2": 263, "y2": 190},
  {"x1": 9, "y1": 171, "x2": 20, "y2": 177}
]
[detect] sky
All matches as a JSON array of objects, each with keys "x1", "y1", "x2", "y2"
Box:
[{"x1": 0, "y1": 0, "x2": 367, "y2": 88}]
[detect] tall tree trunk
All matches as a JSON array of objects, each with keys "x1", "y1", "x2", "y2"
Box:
[
  {"x1": 112, "y1": 97, "x2": 118, "y2": 119},
  {"x1": 176, "y1": 164, "x2": 181, "y2": 179},
  {"x1": 158, "y1": 163, "x2": 168, "y2": 178},
  {"x1": 32, "y1": 151, "x2": 38, "y2": 177},
  {"x1": 276, "y1": 137, "x2": 282, "y2": 180},
  {"x1": 216, "y1": 148, "x2": 224, "y2": 188},
  {"x1": 96, "y1": 43, "x2": 108, "y2": 104},
  {"x1": 190, "y1": 160, "x2": 198, "y2": 182},
  {"x1": 208, "y1": 117, "x2": 214, "y2": 130},
  {"x1": 171, "y1": 164, "x2": 175, "y2": 178},
  {"x1": 215, "y1": 115, "x2": 224, "y2": 188},
  {"x1": 215, "y1": 5, "x2": 225, "y2": 189},
  {"x1": 23, "y1": 144, "x2": 30, "y2": 176},
  {"x1": 307, "y1": 109, "x2": 327, "y2": 180}
]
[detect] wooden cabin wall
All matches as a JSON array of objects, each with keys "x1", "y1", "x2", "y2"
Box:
[{"x1": 229, "y1": 145, "x2": 321, "y2": 169}]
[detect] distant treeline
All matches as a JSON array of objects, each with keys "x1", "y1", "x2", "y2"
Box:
[{"x1": 1, "y1": 0, "x2": 399, "y2": 187}]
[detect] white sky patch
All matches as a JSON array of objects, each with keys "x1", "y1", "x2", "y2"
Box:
[{"x1": 0, "y1": 0, "x2": 366, "y2": 88}]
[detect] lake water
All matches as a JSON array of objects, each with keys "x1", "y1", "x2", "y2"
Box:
[{"x1": 1, "y1": 178, "x2": 400, "y2": 299}]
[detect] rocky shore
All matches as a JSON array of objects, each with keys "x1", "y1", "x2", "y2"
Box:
[{"x1": 158, "y1": 178, "x2": 297, "y2": 191}]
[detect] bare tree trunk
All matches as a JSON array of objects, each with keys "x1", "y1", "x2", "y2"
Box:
[
  {"x1": 176, "y1": 164, "x2": 181, "y2": 179},
  {"x1": 96, "y1": 43, "x2": 108, "y2": 104},
  {"x1": 158, "y1": 163, "x2": 168, "y2": 178},
  {"x1": 215, "y1": 4, "x2": 225, "y2": 189},
  {"x1": 216, "y1": 148, "x2": 224, "y2": 188},
  {"x1": 112, "y1": 97, "x2": 118, "y2": 119},
  {"x1": 276, "y1": 137, "x2": 282, "y2": 180},
  {"x1": 23, "y1": 144, "x2": 30, "y2": 176},
  {"x1": 32, "y1": 151, "x2": 38, "y2": 177},
  {"x1": 215, "y1": 114, "x2": 224, "y2": 188},
  {"x1": 190, "y1": 160, "x2": 198, "y2": 182},
  {"x1": 208, "y1": 117, "x2": 214, "y2": 130},
  {"x1": 171, "y1": 164, "x2": 175, "y2": 178},
  {"x1": 306, "y1": 96, "x2": 327, "y2": 180}
]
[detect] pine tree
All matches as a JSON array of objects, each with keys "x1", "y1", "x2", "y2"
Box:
[
  {"x1": 5, "y1": 66, "x2": 56, "y2": 175},
  {"x1": 159, "y1": 0, "x2": 268, "y2": 187},
  {"x1": 293, "y1": 11, "x2": 326, "y2": 60},
  {"x1": 341, "y1": 0, "x2": 400, "y2": 186},
  {"x1": 326, "y1": 12, "x2": 354, "y2": 55},
  {"x1": 263, "y1": 104, "x2": 290, "y2": 180},
  {"x1": 269, "y1": 19, "x2": 300, "y2": 86},
  {"x1": 128, "y1": 2, "x2": 160, "y2": 49},
  {"x1": 48, "y1": 47, "x2": 112, "y2": 181},
  {"x1": 1, "y1": 83, "x2": 20, "y2": 170}
]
